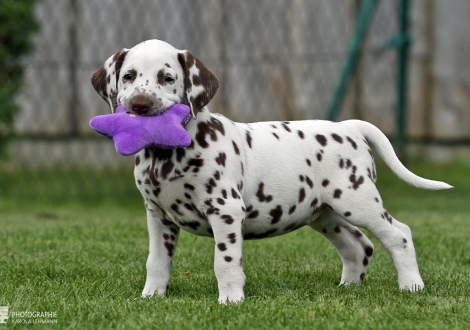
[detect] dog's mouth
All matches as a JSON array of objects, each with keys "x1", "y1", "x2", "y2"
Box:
[
  {"x1": 135, "y1": 107, "x2": 166, "y2": 116},
  {"x1": 121, "y1": 90, "x2": 166, "y2": 116}
]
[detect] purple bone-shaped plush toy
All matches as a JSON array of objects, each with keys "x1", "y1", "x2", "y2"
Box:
[{"x1": 89, "y1": 103, "x2": 192, "y2": 156}]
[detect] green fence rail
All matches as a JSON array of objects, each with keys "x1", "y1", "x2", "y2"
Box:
[{"x1": 326, "y1": 0, "x2": 411, "y2": 161}]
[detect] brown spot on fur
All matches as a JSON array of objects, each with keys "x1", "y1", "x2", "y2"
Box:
[
  {"x1": 346, "y1": 136, "x2": 358, "y2": 149},
  {"x1": 187, "y1": 158, "x2": 204, "y2": 172},
  {"x1": 205, "y1": 178, "x2": 217, "y2": 194},
  {"x1": 310, "y1": 198, "x2": 318, "y2": 207},
  {"x1": 288, "y1": 205, "x2": 296, "y2": 214},
  {"x1": 247, "y1": 210, "x2": 259, "y2": 219},
  {"x1": 333, "y1": 189, "x2": 342, "y2": 199},
  {"x1": 256, "y1": 183, "x2": 273, "y2": 203},
  {"x1": 331, "y1": 133, "x2": 343, "y2": 143},
  {"x1": 228, "y1": 233, "x2": 236, "y2": 244},
  {"x1": 215, "y1": 152, "x2": 226, "y2": 166},
  {"x1": 176, "y1": 148, "x2": 186, "y2": 163},
  {"x1": 269, "y1": 205, "x2": 283, "y2": 224},
  {"x1": 170, "y1": 203, "x2": 184, "y2": 216},
  {"x1": 160, "y1": 160, "x2": 175, "y2": 180},
  {"x1": 221, "y1": 215, "x2": 235, "y2": 224},
  {"x1": 184, "y1": 183, "x2": 195, "y2": 190},
  {"x1": 164, "y1": 242, "x2": 175, "y2": 257},
  {"x1": 195, "y1": 117, "x2": 225, "y2": 148},
  {"x1": 365, "y1": 246, "x2": 373, "y2": 257},
  {"x1": 232, "y1": 141, "x2": 240, "y2": 155},
  {"x1": 246, "y1": 131, "x2": 253, "y2": 148},
  {"x1": 298, "y1": 188, "x2": 306, "y2": 203},
  {"x1": 305, "y1": 176, "x2": 313, "y2": 189},
  {"x1": 349, "y1": 174, "x2": 365, "y2": 190},
  {"x1": 231, "y1": 188, "x2": 240, "y2": 199},
  {"x1": 315, "y1": 134, "x2": 327, "y2": 147},
  {"x1": 282, "y1": 122, "x2": 291, "y2": 132},
  {"x1": 383, "y1": 211, "x2": 393, "y2": 224}
]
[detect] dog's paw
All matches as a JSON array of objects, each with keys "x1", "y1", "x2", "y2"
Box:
[
  {"x1": 339, "y1": 278, "x2": 362, "y2": 286},
  {"x1": 218, "y1": 291, "x2": 245, "y2": 304},
  {"x1": 141, "y1": 286, "x2": 166, "y2": 298},
  {"x1": 399, "y1": 280, "x2": 424, "y2": 292},
  {"x1": 141, "y1": 291, "x2": 155, "y2": 298}
]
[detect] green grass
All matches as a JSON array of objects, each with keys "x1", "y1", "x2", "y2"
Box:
[
  {"x1": 0, "y1": 166, "x2": 138, "y2": 201},
  {"x1": 1, "y1": 161, "x2": 470, "y2": 329}
]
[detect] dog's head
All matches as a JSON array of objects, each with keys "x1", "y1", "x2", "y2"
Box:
[{"x1": 91, "y1": 39, "x2": 219, "y2": 118}]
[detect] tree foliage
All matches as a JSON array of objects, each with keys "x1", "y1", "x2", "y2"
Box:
[{"x1": 0, "y1": 0, "x2": 39, "y2": 158}]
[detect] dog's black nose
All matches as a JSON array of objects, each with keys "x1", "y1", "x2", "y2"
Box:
[{"x1": 131, "y1": 95, "x2": 153, "y2": 115}]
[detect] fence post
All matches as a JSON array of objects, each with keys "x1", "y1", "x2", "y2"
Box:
[
  {"x1": 326, "y1": 0, "x2": 378, "y2": 121},
  {"x1": 395, "y1": 0, "x2": 411, "y2": 162},
  {"x1": 68, "y1": 0, "x2": 80, "y2": 136}
]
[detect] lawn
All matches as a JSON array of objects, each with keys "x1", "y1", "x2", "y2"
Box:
[{"x1": 1, "y1": 160, "x2": 469, "y2": 329}]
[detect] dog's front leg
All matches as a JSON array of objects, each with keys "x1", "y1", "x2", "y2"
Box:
[
  {"x1": 141, "y1": 206, "x2": 180, "y2": 298},
  {"x1": 206, "y1": 201, "x2": 246, "y2": 304}
]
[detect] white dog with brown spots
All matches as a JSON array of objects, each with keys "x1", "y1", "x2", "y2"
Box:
[{"x1": 91, "y1": 39, "x2": 452, "y2": 304}]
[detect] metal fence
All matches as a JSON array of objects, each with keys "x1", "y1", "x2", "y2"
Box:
[{"x1": 4, "y1": 0, "x2": 402, "y2": 200}]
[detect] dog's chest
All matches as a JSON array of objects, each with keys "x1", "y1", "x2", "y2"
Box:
[{"x1": 134, "y1": 148, "x2": 215, "y2": 236}]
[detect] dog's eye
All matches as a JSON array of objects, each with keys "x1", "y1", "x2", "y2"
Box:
[
  {"x1": 163, "y1": 75, "x2": 174, "y2": 82},
  {"x1": 123, "y1": 73, "x2": 133, "y2": 81}
]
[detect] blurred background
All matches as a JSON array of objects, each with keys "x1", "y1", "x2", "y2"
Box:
[{"x1": 1, "y1": 0, "x2": 469, "y2": 201}]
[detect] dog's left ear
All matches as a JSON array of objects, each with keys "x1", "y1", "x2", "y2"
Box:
[
  {"x1": 91, "y1": 48, "x2": 129, "y2": 113},
  {"x1": 177, "y1": 51, "x2": 219, "y2": 117}
]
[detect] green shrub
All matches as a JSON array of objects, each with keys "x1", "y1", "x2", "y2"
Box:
[{"x1": 0, "y1": 0, "x2": 39, "y2": 159}]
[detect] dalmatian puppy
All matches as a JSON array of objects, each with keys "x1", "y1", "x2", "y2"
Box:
[{"x1": 91, "y1": 39, "x2": 452, "y2": 304}]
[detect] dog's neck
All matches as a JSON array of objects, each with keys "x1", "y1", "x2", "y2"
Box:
[
  {"x1": 139, "y1": 106, "x2": 216, "y2": 178},
  {"x1": 184, "y1": 106, "x2": 213, "y2": 139}
]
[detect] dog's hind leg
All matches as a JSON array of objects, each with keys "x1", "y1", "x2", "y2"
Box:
[
  {"x1": 309, "y1": 210, "x2": 374, "y2": 285},
  {"x1": 383, "y1": 213, "x2": 423, "y2": 291},
  {"x1": 328, "y1": 184, "x2": 424, "y2": 291}
]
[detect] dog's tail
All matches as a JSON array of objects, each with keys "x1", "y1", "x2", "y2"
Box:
[{"x1": 347, "y1": 120, "x2": 452, "y2": 190}]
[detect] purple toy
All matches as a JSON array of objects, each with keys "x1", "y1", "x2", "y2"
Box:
[{"x1": 89, "y1": 103, "x2": 192, "y2": 156}]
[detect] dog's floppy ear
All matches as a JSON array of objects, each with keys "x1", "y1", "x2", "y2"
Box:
[
  {"x1": 177, "y1": 51, "x2": 219, "y2": 117},
  {"x1": 91, "y1": 48, "x2": 129, "y2": 113}
]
